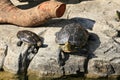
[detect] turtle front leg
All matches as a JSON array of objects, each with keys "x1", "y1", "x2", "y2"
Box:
[
  {"x1": 57, "y1": 48, "x2": 65, "y2": 67},
  {"x1": 28, "y1": 45, "x2": 39, "y2": 54},
  {"x1": 57, "y1": 47, "x2": 66, "y2": 75},
  {"x1": 17, "y1": 41, "x2": 23, "y2": 46}
]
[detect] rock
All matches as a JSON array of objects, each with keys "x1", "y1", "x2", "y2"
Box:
[
  {"x1": 103, "y1": 29, "x2": 117, "y2": 37},
  {"x1": 3, "y1": 46, "x2": 20, "y2": 73},
  {"x1": 28, "y1": 28, "x2": 88, "y2": 77},
  {"x1": 0, "y1": 0, "x2": 120, "y2": 79},
  {"x1": 3, "y1": 28, "x2": 40, "y2": 74},
  {"x1": 86, "y1": 38, "x2": 120, "y2": 78},
  {"x1": 63, "y1": 55, "x2": 87, "y2": 75},
  {"x1": 87, "y1": 58, "x2": 115, "y2": 78},
  {"x1": 28, "y1": 51, "x2": 87, "y2": 77},
  {"x1": 0, "y1": 38, "x2": 7, "y2": 70},
  {"x1": 2, "y1": 28, "x2": 30, "y2": 73}
]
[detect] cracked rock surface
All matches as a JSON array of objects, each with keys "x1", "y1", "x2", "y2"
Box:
[{"x1": 0, "y1": 0, "x2": 120, "y2": 79}]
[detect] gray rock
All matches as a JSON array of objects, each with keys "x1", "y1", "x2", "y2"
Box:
[
  {"x1": 0, "y1": 0, "x2": 120, "y2": 79},
  {"x1": 0, "y1": 38, "x2": 7, "y2": 70},
  {"x1": 28, "y1": 28, "x2": 88, "y2": 77},
  {"x1": 3, "y1": 36, "x2": 30, "y2": 74},
  {"x1": 3, "y1": 45, "x2": 20, "y2": 73},
  {"x1": 28, "y1": 51, "x2": 87, "y2": 77},
  {"x1": 87, "y1": 58, "x2": 115, "y2": 78}
]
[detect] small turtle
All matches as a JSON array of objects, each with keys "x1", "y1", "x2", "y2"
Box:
[
  {"x1": 55, "y1": 23, "x2": 89, "y2": 66},
  {"x1": 17, "y1": 30, "x2": 43, "y2": 54}
]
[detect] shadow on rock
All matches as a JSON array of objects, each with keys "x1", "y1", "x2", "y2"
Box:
[
  {"x1": 87, "y1": 33, "x2": 101, "y2": 56},
  {"x1": 83, "y1": 32, "x2": 101, "y2": 73},
  {"x1": 17, "y1": 0, "x2": 44, "y2": 9},
  {"x1": 16, "y1": 0, "x2": 93, "y2": 9},
  {"x1": 63, "y1": 0, "x2": 93, "y2": 4},
  {"x1": 42, "y1": 17, "x2": 96, "y2": 30}
]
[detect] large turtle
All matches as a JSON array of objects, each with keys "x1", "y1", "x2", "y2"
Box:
[
  {"x1": 17, "y1": 30, "x2": 43, "y2": 54},
  {"x1": 55, "y1": 23, "x2": 89, "y2": 66}
]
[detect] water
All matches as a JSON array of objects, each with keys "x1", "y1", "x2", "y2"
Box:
[
  {"x1": 0, "y1": 71, "x2": 119, "y2": 80},
  {"x1": 0, "y1": 71, "x2": 19, "y2": 80}
]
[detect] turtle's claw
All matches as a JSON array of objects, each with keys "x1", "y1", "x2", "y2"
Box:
[{"x1": 58, "y1": 59, "x2": 65, "y2": 67}]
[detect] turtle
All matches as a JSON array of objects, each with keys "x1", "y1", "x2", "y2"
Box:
[
  {"x1": 17, "y1": 30, "x2": 43, "y2": 54},
  {"x1": 55, "y1": 23, "x2": 89, "y2": 66}
]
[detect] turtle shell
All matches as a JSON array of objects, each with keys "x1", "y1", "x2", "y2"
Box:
[
  {"x1": 17, "y1": 30, "x2": 42, "y2": 45},
  {"x1": 55, "y1": 23, "x2": 89, "y2": 47}
]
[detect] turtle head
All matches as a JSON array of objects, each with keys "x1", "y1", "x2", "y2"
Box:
[
  {"x1": 60, "y1": 42, "x2": 77, "y2": 53},
  {"x1": 37, "y1": 37, "x2": 44, "y2": 47},
  {"x1": 37, "y1": 41, "x2": 42, "y2": 47}
]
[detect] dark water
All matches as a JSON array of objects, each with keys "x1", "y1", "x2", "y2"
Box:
[
  {"x1": 28, "y1": 76, "x2": 119, "y2": 80},
  {"x1": 0, "y1": 71, "x2": 119, "y2": 80},
  {"x1": 26, "y1": 75, "x2": 120, "y2": 80}
]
